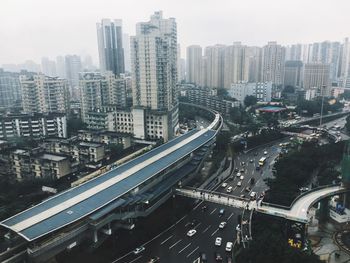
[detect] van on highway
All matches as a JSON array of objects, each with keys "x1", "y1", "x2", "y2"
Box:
[{"x1": 237, "y1": 181, "x2": 242, "y2": 187}]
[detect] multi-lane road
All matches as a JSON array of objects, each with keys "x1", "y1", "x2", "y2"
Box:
[
  {"x1": 109, "y1": 116, "x2": 348, "y2": 263},
  {"x1": 111, "y1": 140, "x2": 287, "y2": 263}
]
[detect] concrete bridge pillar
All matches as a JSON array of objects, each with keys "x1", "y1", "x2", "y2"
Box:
[
  {"x1": 93, "y1": 230, "x2": 98, "y2": 243},
  {"x1": 317, "y1": 198, "x2": 329, "y2": 224}
]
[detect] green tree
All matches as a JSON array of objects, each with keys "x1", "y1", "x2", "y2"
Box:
[
  {"x1": 346, "y1": 115, "x2": 350, "y2": 133},
  {"x1": 67, "y1": 117, "x2": 87, "y2": 136},
  {"x1": 106, "y1": 144, "x2": 124, "y2": 159},
  {"x1": 244, "y1": 95, "x2": 258, "y2": 107}
]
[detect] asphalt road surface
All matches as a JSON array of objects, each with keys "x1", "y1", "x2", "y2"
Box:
[{"x1": 112, "y1": 201, "x2": 239, "y2": 263}]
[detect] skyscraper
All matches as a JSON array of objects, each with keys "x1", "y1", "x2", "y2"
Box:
[
  {"x1": 262, "y1": 42, "x2": 285, "y2": 85},
  {"x1": 283, "y1": 61, "x2": 303, "y2": 89},
  {"x1": 130, "y1": 11, "x2": 178, "y2": 140},
  {"x1": 97, "y1": 19, "x2": 125, "y2": 76},
  {"x1": 303, "y1": 63, "x2": 331, "y2": 93},
  {"x1": 223, "y1": 42, "x2": 250, "y2": 89},
  {"x1": 186, "y1": 45, "x2": 202, "y2": 85},
  {"x1": 41, "y1": 57, "x2": 57, "y2": 76},
  {"x1": 0, "y1": 69, "x2": 22, "y2": 108},
  {"x1": 65, "y1": 55, "x2": 82, "y2": 99},
  {"x1": 205, "y1": 45, "x2": 226, "y2": 89}
]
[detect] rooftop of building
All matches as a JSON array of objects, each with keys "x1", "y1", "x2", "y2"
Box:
[{"x1": 39, "y1": 153, "x2": 67, "y2": 162}]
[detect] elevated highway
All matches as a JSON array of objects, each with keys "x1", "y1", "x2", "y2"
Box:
[{"x1": 0, "y1": 112, "x2": 222, "y2": 262}]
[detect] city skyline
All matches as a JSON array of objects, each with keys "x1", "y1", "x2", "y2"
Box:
[{"x1": 1, "y1": 0, "x2": 350, "y2": 64}]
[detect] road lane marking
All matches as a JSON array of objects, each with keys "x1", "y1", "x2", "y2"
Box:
[
  {"x1": 169, "y1": 239, "x2": 182, "y2": 249},
  {"x1": 128, "y1": 256, "x2": 142, "y2": 263},
  {"x1": 202, "y1": 225, "x2": 211, "y2": 233},
  {"x1": 210, "y1": 208, "x2": 217, "y2": 215},
  {"x1": 160, "y1": 235, "x2": 173, "y2": 245},
  {"x1": 185, "y1": 222, "x2": 191, "y2": 227},
  {"x1": 178, "y1": 243, "x2": 191, "y2": 254},
  {"x1": 227, "y1": 212, "x2": 234, "y2": 221},
  {"x1": 192, "y1": 200, "x2": 203, "y2": 211},
  {"x1": 187, "y1": 246, "x2": 199, "y2": 258},
  {"x1": 194, "y1": 222, "x2": 202, "y2": 229},
  {"x1": 211, "y1": 228, "x2": 219, "y2": 236}
]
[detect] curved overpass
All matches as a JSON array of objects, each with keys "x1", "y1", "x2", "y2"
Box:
[{"x1": 260, "y1": 185, "x2": 349, "y2": 222}]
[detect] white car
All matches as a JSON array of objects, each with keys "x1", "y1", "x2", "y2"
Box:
[
  {"x1": 187, "y1": 229, "x2": 197, "y2": 237},
  {"x1": 226, "y1": 186, "x2": 233, "y2": 193},
  {"x1": 237, "y1": 181, "x2": 242, "y2": 187},
  {"x1": 236, "y1": 172, "x2": 241, "y2": 177},
  {"x1": 221, "y1": 182, "x2": 228, "y2": 188},
  {"x1": 240, "y1": 175, "x2": 244, "y2": 180},
  {"x1": 219, "y1": 222, "x2": 227, "y2": 229},
  {"x1": 133, "y1": 246, "x2": 145, "y2": 255},
  {"x1": 215, "y1": 237, "x2": 222, "y2": 246},
  {"x1": 226, "y1": 242, "x2": 233, "y2": 252},
  {"x1": 264, "y1": 151, "x2": 268, "y2": 155},
  {"x1": 250, "y1": 191, "x2": 257, "y2": 199}
]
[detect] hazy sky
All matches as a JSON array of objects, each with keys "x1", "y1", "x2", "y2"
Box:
[{"x1": 1, "y1": 0, "x2": 349, "y2": 64}]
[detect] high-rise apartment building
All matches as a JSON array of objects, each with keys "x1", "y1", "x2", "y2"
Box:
[
  {"x1": 65, "y1": 55, "x2": 82, "y2": 88},
  {"x1": 20, "y1": 74, "x2": 69, "y2": 114},
  {"x1": 56, "y1": 56, "x2": 66, "y2": 78},
  {"x1": 177, "y1": 44, "x2": 185, "y2": 82},
  {"x1": 223, "y1": 42, "x2": 250, "y2": 89},
  {"x1": 205, "y1": 45, "x2": 226, "y2": 89},
  {"x1": 303, "y1": 63, "x2": 331, "y2": 92},
  {"x1": 262, "y1": 42, "x2": 285, "y2": 85},
  {"x1": 283, "y1": 61, "x2": 303, "y2": 89},
  {"x1": 340, "y1": 38, "x2": 350, "y2": 88},
  {"x1": 0, "y1": 69, "x2": 22, "y2": 108},
  {"x1": 41, "y1": 57, "x2": 57, "y2": 77},
  {"x1": 123, "y1": 33, "x2": 131, "y2": 72},
  {"x1": 130, "y1": 11, "x2": 178, "y2": 140},
  {"x1": 79, "y1": 72, "x2": 127, "y2": 122},
  {"x1": 97, "y1": 19, "x2": 125, "y2": 76},
  {"x1": 186, "y1": 45, "x2": 202, "y2": 85}
]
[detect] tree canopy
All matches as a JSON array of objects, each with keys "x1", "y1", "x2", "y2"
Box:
[{"x1": 244, "y1": 95, "x2": 258, "y2": 107}]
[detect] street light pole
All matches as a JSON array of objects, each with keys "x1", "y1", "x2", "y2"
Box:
[{"x1": 320, "y1": 85, "x2": 326, "y2": 126}]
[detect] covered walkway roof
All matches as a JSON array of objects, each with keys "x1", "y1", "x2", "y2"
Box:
[{"x1": 1, "y1": 128, "x2": 216, "y2": 241}]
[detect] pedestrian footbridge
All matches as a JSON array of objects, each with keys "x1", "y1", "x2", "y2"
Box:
[{"x1": 176, "y1": 185, "x2": 349, "y2": 223}]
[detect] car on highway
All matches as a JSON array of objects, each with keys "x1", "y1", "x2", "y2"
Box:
[
  {"x1": 219, "y1": 222, "x2": 227, "y2": 229},
  {"x1": 219, "y1": 208, "x2": 225, "y2": 216},
  {"x1": 226, "y1": 186, "x2": 233, "y2": 193},
  {"x1": 236, "y1": 172, "x2": 241, "y2": 177},
  {"x1": 215, "y1": 237, "x2": 222, "y2": 246},
  {"x1": 240, "y1": 175, "x2": 244, "y2": 180},
  {"x1": 215, "y1": 252, "x2": 223, "y2": 261},
  {"x1": 250, "y1": 192, "x2": 257, "y2": 199},
  {"x1": 133, "y1": 246, "x2": 145, "y2": 255},
  {"x1": 221, "y1": 182, "x2": 228, "y2": 188},
  {"x1": 256, "y1": 166, "x2": 260, "y2": 171},
  {"x1": 234, "y1": 168, "x2": 239, "y2": 172},
  {"x1": 240, "y1": 169, "x2": 245, "y2": 173},
  {"x1": 249, "y1": 178, "x2": 255, "y2": 185},
  {"x1": 249, "y1": 159, "x2": 254, "y2": 163},
  {"x1": 245, "y1": 186, "x2": 251, "y2": 192},
  {"x1": 225, "y1": 242, "x2": 233, "y2": 252},
  {"x1": 187, "y1": 229, "x2": 197, "y2": 237},
  {"x1": 237, "y1": 181, "x2": 242, "y2": 187},
  {"x1": 241, "y1": 161, "x2": 246, "y2": 166},
  {"x1": 200, "y1": 253, "x2": 207, "y2": 262},
  {"x1": 240, "y1": 194, "x2": 245, "y2": 198},
  {"x1": 264, "y1": 151, "x2": 268, "y2": 155},
  {"x1": 148, "y1": 256, "x2": 160, "y2": 263}
]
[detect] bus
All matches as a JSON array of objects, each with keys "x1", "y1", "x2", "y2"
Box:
[{"x1": 258, "y1": 157, "x2": 267, "y2": 166}]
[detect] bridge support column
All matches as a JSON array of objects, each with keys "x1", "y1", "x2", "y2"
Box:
[
  {"x1": 317, "y1": 198, "x2": 329, "y2": 224},
  {"x1": 93, "y1": 230, "x2": 98, "y2": 243}
]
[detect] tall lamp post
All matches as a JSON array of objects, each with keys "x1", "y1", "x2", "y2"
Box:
[{"x1": 320, "y1": 85, "x2": 326, "y2": 126}]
